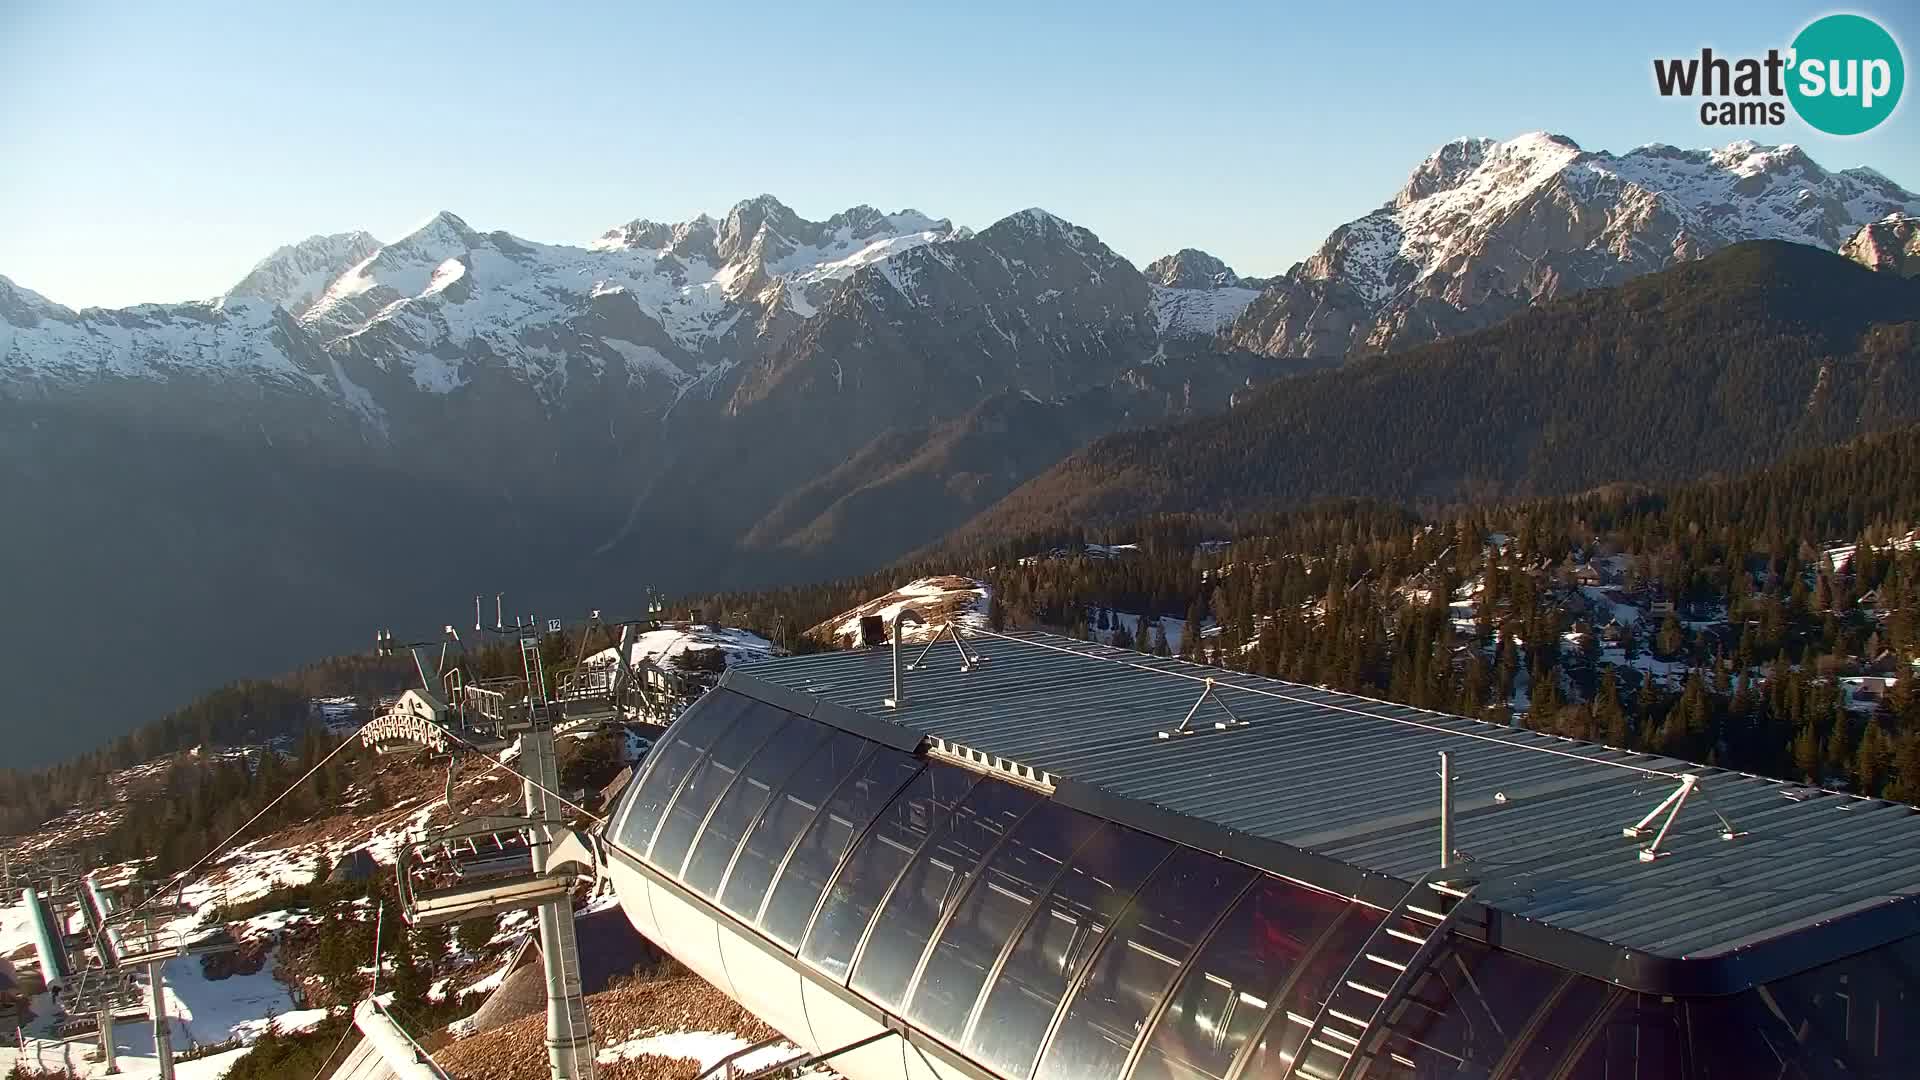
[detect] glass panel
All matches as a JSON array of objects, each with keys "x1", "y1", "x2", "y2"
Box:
[
  {"x1": 1366, "y1": 942, "x2": 1564, "y2": 1079},
  {"x1": 761, "y1": 747, "x2": 923, "y2": 949},
  {"x1": 908, "y1": 803, "x2": 1106, "y2": 1043},
  {"x1": 801, "y1": 763, "x2": 982, "y2": 982},
  {"x1": 1496, "y1": 977, "x2": 1615, "y2": 1080},
  {"x1": 1034, "y1": 849, "x2": 1255, "y2": 1080},
  {"x1": 852, "y1": 778, "x2": 1039, "y2": 1008},
  {"x1": 1682, "y1": 990, "x2": 1827, "y2": 1080},
  {"x1": 1234, "y1": 903, "x2": 1385, "y2": 1080},
  {"x1": 1756, "y1": 937, "x2": 1920, "y2": 1079},
  {"x1": 613, "y1": 690, "x2": 749, "y2": 857},
  {"x1": 720, "y1": 730, "x2": 870, "y2": 924},
  {"x1": 1129, "y1": 877, "x2": 1350, "y2": 1080},
  {"x1": 1678, "y1": 937, "x2": 1920, "y2": 1080},
  {"x1": 1562, "y1": 994, "x2": 1685, "y2": 1080},
  {"x1": 967, "y1": 824, "x2": 1172, "y2": 1080},
  {"x1": 681, "y1": 717, "x2": 830, "y2": 898},
  {"x1": 650, "y1": 702, "x2": 786, "y2": 878}
]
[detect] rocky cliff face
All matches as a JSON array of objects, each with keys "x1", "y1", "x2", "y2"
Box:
[
  {"x1": 1226, "y1": 134, "x2": 1920, "y2": 360},
  {"x1": 1844, "y1": 216, "x2": 1920, "y2": 278},
  {"x1": 224, "y1": 232, "x2": 384, "y2": 316}
]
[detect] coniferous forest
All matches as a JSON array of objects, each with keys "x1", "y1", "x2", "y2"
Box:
[
  {"x1": 699, "y1": 420, "x2": 1920, "y2": 801},
  {"x1": 5, "y1": 404, "x2": 1920, "y2": 854}
]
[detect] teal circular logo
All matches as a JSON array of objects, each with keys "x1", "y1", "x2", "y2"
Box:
[{"x1": 1787, "y1": 14, "x2": 1904, "y2": 135}]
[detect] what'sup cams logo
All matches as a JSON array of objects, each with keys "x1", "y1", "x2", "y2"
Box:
[{"x1": 1654, "y1": 13, "x2": 1904, "y2": 135}]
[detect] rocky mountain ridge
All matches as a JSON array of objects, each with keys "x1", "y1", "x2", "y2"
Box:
[
  {"x1": 4, "y1": 141, "x2": 1917, "y2": 764},
  {"x1": 1225, "y1": 133, "x2": 1920, "y2": 359},
  {"x1": 1844, "y1": 216, "x2": 1920, "y2": 278}
]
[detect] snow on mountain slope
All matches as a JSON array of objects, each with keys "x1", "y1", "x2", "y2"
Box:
[
  {"x1": 0, "y1": 274, "x2": 328, "y2": 388},
  {"x1": 292, "y1": 200, "x2": 965, "y2": 402},
  {"x1": 1, "y1": 198, "x2": 961, "y2": 405},
  {"x1": 1152, "y1": 283, "x2": 1262, "y2": 338},
  {"x1": 222, "y1": 231, "x2": 382, "y2": 316},
  {"x1": 1143, "y1": 249, "x2": 1264, "y2": 339},
  {"x1": 1229, "y1": 133, "x2": 1920, "y2": 359}
]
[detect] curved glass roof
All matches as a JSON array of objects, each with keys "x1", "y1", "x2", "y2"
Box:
[
  {"x1": 727, "y1": 631, "x2": 1920, "y2": 993},
  {"x1": 607, "y1": 685, "x2": 1920, "y2": 1080}
]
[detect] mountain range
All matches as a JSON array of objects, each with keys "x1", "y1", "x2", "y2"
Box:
[
  {"x1": 3, "y1": 131, "x2": 1917, "y2": 764},
  {"x1": 942, "y1": 240, "x2": 1920, "y2": 549}
]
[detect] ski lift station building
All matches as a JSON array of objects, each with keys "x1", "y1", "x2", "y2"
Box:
[{"x1": 602, "y1": 631, "x2": 1920, "y2": 1080}]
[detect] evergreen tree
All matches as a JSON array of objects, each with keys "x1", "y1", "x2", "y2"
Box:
[
  {"x1": 1855, "y1": 723, "x2": 1892, "y2": 796},
  {"x1": 1657, "y1": 613, "x2": 1686, "y2": 659},
  {"x1": 455, "y1": 916, "x2": 494, "y2": 955},
  {"x1": 1792, "y1": 721, "x2": 1824, "y2": 783},
  {"x1": 1595, "y1": 670, "x2": 1629, "y2": 749}
]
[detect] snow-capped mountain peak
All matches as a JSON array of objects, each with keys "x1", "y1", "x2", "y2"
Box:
[
  {"x1": 221, "y1": 231, "x2": 382, "y2": 316},
  {"x1": 1143, "y1": 250, "x2": 1263, "y2": 340},
  {"x1": 1144, "y1": 249, "x2": 1248, "y2": 289},
  {"x1": 1229, "y1": 133, "x2": 1920, "y2": 360},
  {"x1": 0, "y1": 272, "x2": 66, "y2": 318}
]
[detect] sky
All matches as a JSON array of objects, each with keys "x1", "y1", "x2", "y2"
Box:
[{"x1": 2, "y1": 0, "x2": 1917, "y2": 309}]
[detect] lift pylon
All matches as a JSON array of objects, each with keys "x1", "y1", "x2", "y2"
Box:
[{"x1": 368, "y1": 600, "x2": 605, "y2": 1080}]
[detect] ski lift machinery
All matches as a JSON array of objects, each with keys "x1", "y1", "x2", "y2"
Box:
[{"x1": 361, "y1": 596, "x2": 649, "y2": 1080}]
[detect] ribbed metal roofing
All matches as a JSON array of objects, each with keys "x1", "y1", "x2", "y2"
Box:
[{"x1": 729, "y1": 630, "x2": 1920, "y2": 979}]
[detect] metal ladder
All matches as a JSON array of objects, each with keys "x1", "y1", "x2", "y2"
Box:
[{"x1": 1285, "y1": 871, "x2": 1479, "y2": 1080}]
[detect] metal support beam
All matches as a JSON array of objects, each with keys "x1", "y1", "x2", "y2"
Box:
[
  {"x1": 1621, "y1": 773, "x2": 1741, "y2": 861},
  {"x1": 149, "y1": 960, "x2": 172, "y2": 1080},
  {"x1": 98, "y1": 1007, "x2": 116, "y2": 1074},
  {"x1": 1439, "y1": 751, "x2": 1455, "y2": 874},
  {"x1": 522, "y1": 727, "x2": 594, "y2": 1080},
  {"x1": 1156, "y1": 678, "x2": 1248, "y2": 738}
]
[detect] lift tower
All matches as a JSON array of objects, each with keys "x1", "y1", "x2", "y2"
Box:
[{"x1": 370, "y1": 608, "x2": 617, "y2": 1080}]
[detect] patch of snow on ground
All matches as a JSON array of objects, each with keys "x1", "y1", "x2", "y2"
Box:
[
  {"x1": 583, "y1": 624, "x2": 777, "y2": 677},
  {"x1": 812, "y1": 576, "x2": 991, "y2": 647},
  {"x1": 1, "y1": 949, "x2": 307, "y2": 1079}
]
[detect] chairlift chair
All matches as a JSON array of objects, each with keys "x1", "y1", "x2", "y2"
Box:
[{"x1": 395, "y1": 814, "x2": 575, "y2": 928}]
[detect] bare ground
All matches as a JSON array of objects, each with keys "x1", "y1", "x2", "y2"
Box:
[{"x1": 436, "y1": 974, "x2": 781, "y2": 1080}]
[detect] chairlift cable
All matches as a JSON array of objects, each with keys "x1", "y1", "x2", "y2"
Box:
[{"x1": 112, "y1": 733, "x2": 364, "y2": 924}]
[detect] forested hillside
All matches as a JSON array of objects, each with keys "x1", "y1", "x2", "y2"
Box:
[
  {"x1": 708, "y1": 421, "x2": 1920, "y2": 800},
  {"x1": 945, "y1": 242, "x2": 1920, "y2": 545}
]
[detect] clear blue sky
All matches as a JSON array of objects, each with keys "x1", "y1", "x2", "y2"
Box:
[{"x1": 3, "y1": 0, "x2": 1915, "y2": 309}]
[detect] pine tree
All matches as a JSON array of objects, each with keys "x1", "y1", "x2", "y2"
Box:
[
  {"x1": 1657, "y1": 613, "x2": 1686, "y2": 659},
  {"x1": 1791, "y1": 721, "x2": 1823, "y2": 783},
  {"x1": 389, "y1": 924, "x2": 430, "y2": 1011},
  {"x1": 1824, "y1": 706, "x2": 1854, "y2": 780},
  {"x1": 1595, "y1": 669, "x2": 1629, "y2": 749},
  {"x1": 455, "y1": 916, "x2": 495, "y2": 955},
  {"x1": 415, "y1": 921, "x2": 451, "y2": 973},
  {"x1": 1149, "y1": 620, "x2": 1170, "y2": 657},
  {"x1": 1855, "y1": 723, "x2": 1892, "y2": 796}
]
